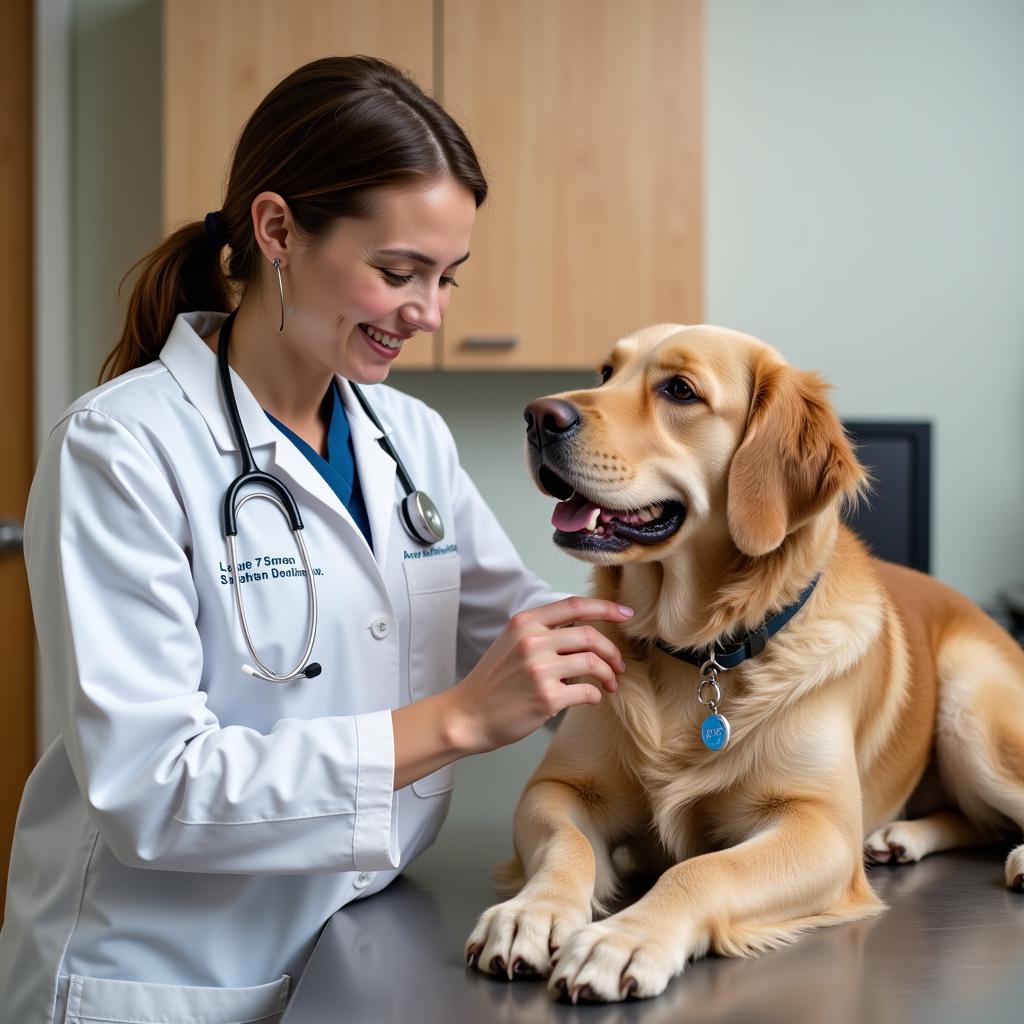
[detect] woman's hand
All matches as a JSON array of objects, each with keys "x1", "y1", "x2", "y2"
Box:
[
  {"x1": 391, "y1": 597, "x2": 633, "y2": 789},
  {"x1": 443, "y1": 597, "x2": 634, "y2": 756}
]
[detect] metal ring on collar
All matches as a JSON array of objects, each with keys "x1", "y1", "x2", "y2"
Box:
[
  {"x1": 698, "y1": 678, "x2": 722, "y2": 707},
  {"x1": 700, "y1": 655, "x2": 724, "y2": 677}
]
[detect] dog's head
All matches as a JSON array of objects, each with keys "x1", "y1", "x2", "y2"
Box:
[{"x1": 525, "y1": 324, "x2": 867, "y2": 565}]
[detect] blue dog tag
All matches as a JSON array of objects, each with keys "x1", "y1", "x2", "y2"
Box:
[{"x1": 700, "y1": 713, "x2": 731, "y2": 751}]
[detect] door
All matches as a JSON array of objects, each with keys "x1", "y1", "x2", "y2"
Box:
[{"x1": 0, "y1": 0, "x2": 36, "y2": 920}]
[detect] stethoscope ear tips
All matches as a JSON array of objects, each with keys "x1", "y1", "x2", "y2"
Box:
[{"x1": 303, "y1": 663, "x2": 323, "y2": 678}]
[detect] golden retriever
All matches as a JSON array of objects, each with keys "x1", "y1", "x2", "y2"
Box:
[{"x1": 465, "y1": 323, "x2": 1024, "y2": 1003}]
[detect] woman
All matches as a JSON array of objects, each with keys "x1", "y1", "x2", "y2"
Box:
[{"x1": 0, "y1": 56, "x2": 631, "y2": 1024}]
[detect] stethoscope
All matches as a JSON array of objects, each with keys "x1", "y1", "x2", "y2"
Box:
[{"x1": 216, "y1": 309, "x2": 445, "y2": 683}]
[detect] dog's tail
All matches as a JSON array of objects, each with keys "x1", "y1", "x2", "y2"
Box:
[{"x1": 712, "y1": 882, "x2": 887, "y2": 958}]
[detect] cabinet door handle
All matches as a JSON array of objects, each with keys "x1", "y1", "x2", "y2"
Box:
[{"x1": 460, "y1": 335, "x2": 519, "y2": 350}]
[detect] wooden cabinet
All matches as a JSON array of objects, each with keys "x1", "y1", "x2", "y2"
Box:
[
  {"x1": 441, "y1": 0, "x2": 702, "y2": 369},
  {"x1": 163, "y1": 0, "x2": 703, "y2": 370}
]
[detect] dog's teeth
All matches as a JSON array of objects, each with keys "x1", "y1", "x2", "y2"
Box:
[
  {"x1": 584, "y1": 508, "x2": 601, "y2": 532},
  {"x1": 647, "y1": 504, "x2": 663, "y2": 520}
]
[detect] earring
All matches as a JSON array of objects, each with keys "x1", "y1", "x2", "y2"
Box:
[{"x1": 273, "y1": 258, "x2": 285, "y2": 332}]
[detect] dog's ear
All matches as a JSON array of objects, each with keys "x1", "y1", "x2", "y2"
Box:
[{"x1": 727, "y1": 354, "x2": 867, "y2": 557}]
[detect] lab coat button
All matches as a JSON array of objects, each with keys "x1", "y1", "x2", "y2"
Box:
[
  {"x1": 370, "y1": 617, "x2": 392, "y2": 639},
  {"x1": 354, "y1": 871, "x2": 373, "y2": 889}
]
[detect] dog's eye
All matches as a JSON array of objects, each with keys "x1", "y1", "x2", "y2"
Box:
[
  {"x1": 662, "y1": 377, "x2": 699, "y2": 404},
  {"x1": 599, "y1": 365, "x2": 613, "y2": 384}
]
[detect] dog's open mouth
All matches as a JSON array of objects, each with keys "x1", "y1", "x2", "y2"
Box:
[{"x1": 539, "y1": 468, "x2": 686, "y2": 552}]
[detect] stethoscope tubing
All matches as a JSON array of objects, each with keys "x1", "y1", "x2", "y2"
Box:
[
  {"x1": 216, "y1": 307, "x2": 444, "y2": 684},
  {"x1": 218, "y1": 310, "x2": 319, "y2": 683},
  {"x1": 215, "y1": 308, "x2": 445, "y2": 683},
  {"x1": 227, "y1": 492, "x2": 319, "y2": 682}
]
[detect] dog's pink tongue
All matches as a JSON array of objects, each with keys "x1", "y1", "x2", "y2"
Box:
[{"x1": 552, "y1": 494, "x2": 601, "y2": 532}]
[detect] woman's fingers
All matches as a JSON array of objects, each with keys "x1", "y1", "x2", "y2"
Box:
[
  {"x1": 549, "y1": 652, "x2": 619, "y2": 694},
  {"x1": 550, "y1": 625, "x2": 626, "y2": 676},
  {"x1": 451, "y1": 596, "x2": 634, "y2": 752},
  {"x1": 521, "y1": 597, "x2": 634, "y2": 631},
  {"x1": 553, "y1": 681, "x2": 603, "y2": 711}
]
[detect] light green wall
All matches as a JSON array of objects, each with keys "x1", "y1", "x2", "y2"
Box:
[
  {"x1": 704, "y1": 0, "x2": 1024, "y2": 611},
  {"x1": 71, "y1": 0, "x2": 1024, "y2": 833}
]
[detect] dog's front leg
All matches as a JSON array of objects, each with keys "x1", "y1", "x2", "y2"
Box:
[
  {"x1": 466, "y1": 777, "x2": 615, "y2": 979},
  {"x1": 549, "y1": 799, "x2": 882, "y2": 1002}
]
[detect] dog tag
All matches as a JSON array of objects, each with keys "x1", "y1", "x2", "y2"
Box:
[{"x1": 700, "y1": 713, "x2": 731, "y2": 751}]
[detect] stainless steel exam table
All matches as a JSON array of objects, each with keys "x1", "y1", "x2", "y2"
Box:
[{"x1": 283, "y1": 826, "x2": 1024, "y2": 1024}]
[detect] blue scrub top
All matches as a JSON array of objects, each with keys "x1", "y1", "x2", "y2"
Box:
[{"x1": 264, "y1": 381, "x2": 374, "y2": 550}]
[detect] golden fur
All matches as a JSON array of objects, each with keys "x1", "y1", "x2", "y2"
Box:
[{"x1": 465, "y1": 324, "x2": 1024, "y2": 1003}]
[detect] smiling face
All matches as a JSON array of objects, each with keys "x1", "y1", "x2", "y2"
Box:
[
  {"x1": 525, "y1": 324, "x2": 866, "y2": 566},
  {"x1": 283, "y1": 177, "x2": 476, "y2": 383}
]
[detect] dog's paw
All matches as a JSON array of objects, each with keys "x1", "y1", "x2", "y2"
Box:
[
  {"x1": 1005, "y1": 844, "x2": 1024, "y2": 891},
  {"x1": 465, "y1": 896, "x2": 588, "y2": 980},
  {"x1": 864, "y1": 821, "x2": 928, "y2": 864},
  {"x1": 547, "y1": 914, "x2": 687, "y2": 1002}
]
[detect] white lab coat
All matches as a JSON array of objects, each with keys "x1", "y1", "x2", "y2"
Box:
[{"x1": 0, "y1": 311, "x2": 558, "y2": 1024}]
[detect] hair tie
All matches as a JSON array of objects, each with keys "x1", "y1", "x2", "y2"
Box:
[{"x1": 205, "y1": 210, "x2": 229, "y2": 247}]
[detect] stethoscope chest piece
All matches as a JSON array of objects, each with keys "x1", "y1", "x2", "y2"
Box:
[
  {"x1": 401, "y1": 490, "x2": 445, "y2": 546},
  {"x1": 349, "y1": 382, "x2": 445, "y2": 547}
]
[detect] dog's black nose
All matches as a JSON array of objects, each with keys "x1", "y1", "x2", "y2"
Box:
[{"x1": 524, "y1": 398, "x2": 581, "y2": 449}]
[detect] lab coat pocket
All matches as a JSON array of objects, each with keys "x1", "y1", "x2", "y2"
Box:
[
  {"x1": 404, "y1": 555, "x2": 461, "y2": 798},
  {"x1": 63, "y1": 971, "x2": 291, "y2": 1024}
]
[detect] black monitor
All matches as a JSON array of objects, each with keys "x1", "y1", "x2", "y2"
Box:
[{"x1": 840, "y1": 422, "x2": 931, "y2": 573}]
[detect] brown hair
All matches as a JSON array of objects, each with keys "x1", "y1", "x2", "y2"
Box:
[{"x1": 100, "y1": 55, "x2": 487, "y2": 383}]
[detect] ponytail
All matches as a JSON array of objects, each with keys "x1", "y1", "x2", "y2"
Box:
[{"x1": 99, "y1": 221, "x2": 233, "y2": 383}]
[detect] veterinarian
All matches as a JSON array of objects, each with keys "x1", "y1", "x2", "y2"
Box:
[{"x1": 0, "y1": 56, "x2": 632, "y2": 1024}]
